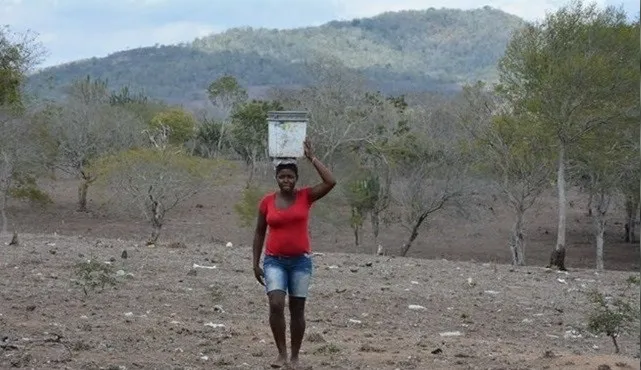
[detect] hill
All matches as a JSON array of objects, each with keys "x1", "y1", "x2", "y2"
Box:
[
  {"x1": 25, "y1": 7, "x2": 525, "y2": 104},
  {"x1": 1, "y1": 233, "x2": 639, "y2": 369}
]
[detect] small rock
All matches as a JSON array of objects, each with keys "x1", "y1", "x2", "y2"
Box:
[
  {"x1": 431, "y1": 348, "x2": 443, "y2": 354},
  {"x1": 350, "y1": 267, "x2": 359, "y2": 273},
  {"x1": 187, "y1": 269, "x2": 198, "y2": 276},
  {"x1": 597, "y1": 365, "x2": 611, "y2": 370},
  {"x1": 225, "y1": 242, "x2": 233, "y2": 248},
  {"x1": 121, "y1": 250, "x2": 128, "y2": 259},
  {"x1": 116, "y1": 270, "x2": 126, "y2": 277}
]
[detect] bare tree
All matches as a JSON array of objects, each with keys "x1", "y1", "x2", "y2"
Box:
[
  {"x1": 47, "y1": 96, "x2": 146, "y2": 211},
  {"x1": 92, "y1": 148, "x2": 226, "y2": 245},
  {"x1": 289, "y1": 57, "x2": 376, "y2": 168},
  {"x1": 393, "y1": 151, "x2": 470, "y2": 257},
  {"x1": 390, "y1": 101, "x2": 473, "y2": 257},
  {"x1": 456, "y1": 82, "x2": 554, "y2": 265}
]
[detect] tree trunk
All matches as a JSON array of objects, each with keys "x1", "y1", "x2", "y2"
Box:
[
  {"x1": 77, "y1": 180, "x2": 88, "y2": 212},
  {"x1": 611, "y1": 334, "x2": 620, "y2": 354},
  {"x1": 549, "y1": 145, "x2": 567, "y2": 270},
  {"x1": 147, "y1": 193, "x2": 164, "y2": 245},
  {"x1": 400, "y1": 214, "x2": 428, "y2": 257},
  {"x1": 0, "y1": 191, "x2": 8, "y2": 236},
  {"x1": 246, "y1": 160, "x2": 255, "y2": 189},
  {"x1": 591, "y1": 190, "x2": 610, "y2": 272},
  {"x1": 0, "y1": 151, "x2": 12, "y2": 235},
  {"x1": 148, "y1": 223, "x2": 162, "y2": 245},
  {"x1": 216, "y1": 121, "x2": 227, "y2": 153},
  {"x1": 353, "y1": 226, "x2": 360, "y2": 246},
  {"x1": 594, "y1": 214, "x2": 605, "y2": 271},
  {"x1": 371, "y1": 211, "x2": 380, "y2": 253},
  {"x1": 624, "y1": 198, "x2": 637, "y2": 243},
  {"x1": 510, "y1": 208, "x2": 526, "y2": 266}
]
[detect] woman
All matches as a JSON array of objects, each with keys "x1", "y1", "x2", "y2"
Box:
[{"x1": 252, "y1": 138, "x2": 336, "y2": 369}]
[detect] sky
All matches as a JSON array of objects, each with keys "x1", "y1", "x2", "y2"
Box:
[{"x1": 1, "y1": 0, "x2": 638, "y2": 68}]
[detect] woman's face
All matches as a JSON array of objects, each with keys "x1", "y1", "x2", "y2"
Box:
[{"x1": 276, "y1": 168, "x2": 297, "y2": 192}]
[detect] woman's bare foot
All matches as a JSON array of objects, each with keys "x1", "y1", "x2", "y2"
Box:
[
  {"x1": 289, "y1": 357, "x2": 312, "y2": 370},
  {"x1": 270, "y1": 353, "x2": 288, "y2": 368}
]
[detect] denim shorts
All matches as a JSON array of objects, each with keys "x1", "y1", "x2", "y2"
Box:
[{"x1": 263, "y1": 254, "x2": 313, "y2": 298}]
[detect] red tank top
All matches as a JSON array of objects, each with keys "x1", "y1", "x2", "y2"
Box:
[{"x1": 259, "y1": 187, "x2": 313, "y2": 257}]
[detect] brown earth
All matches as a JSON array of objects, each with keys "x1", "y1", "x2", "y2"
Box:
[
  {"x1": 0, "y1": 166, "x2": 639, "y2": 369},
  {"x1": 0, "y1": 233, "x2": 639, "y2": 369}
]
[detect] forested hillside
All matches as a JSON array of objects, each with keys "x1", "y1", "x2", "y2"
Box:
[{"x1": 25, "y1": 7, "x2": 524, "y2": 103}]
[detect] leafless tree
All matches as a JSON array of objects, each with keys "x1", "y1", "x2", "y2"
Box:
[
  {"x1": 93, "y1": 148, "x2": 226, "y2": 245},
  {"x1": 47, "y1": 99, "x2": 146, "y2": 212}
]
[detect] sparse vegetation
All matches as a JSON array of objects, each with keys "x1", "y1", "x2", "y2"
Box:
[
  {"x1": 72, "y1": 258, "x2": 117, "y2": 295},
  {"x1": 585, "y1": 276, "x2": 640, "y2": 353},
  {"x1": 0, "y1": 4, "x2": 639, "y2": 367}
]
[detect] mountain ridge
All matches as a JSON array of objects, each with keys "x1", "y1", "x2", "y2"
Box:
[{"x1": 26, "y1": 6, "x2": 526, "y2": 104}]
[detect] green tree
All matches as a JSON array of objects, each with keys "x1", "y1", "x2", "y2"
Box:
[
  {"x1": 229, "y1": 99, "x2": 283, "y2": 185},
  {"x1": 0, "y1": 25, "x2": 44, "y2": 107},
  {"x1": 572, "y1": 113, "x2": 638, "y2": 271},
  {"x1": 207, "y1": 75, "x2": 248, "y2": 153},
  {"x1": 342, "y1": 170, "x2": 379, "y2": 246},
  {"x1": 0, "y1": 105, "x2": 51, "y2": 234},
  {"x1": 149, "y1": 107, "x2": 197, "y2": 146},
  {"x1": 496, "y1": 1, "x2": 639, "y2": 270}
]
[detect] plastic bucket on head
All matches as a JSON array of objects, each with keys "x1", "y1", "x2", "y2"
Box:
[{"x1": 267, "y1": 110, "x2": 308, "y2": 159}]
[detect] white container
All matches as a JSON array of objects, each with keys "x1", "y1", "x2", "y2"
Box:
[{"x1": 267, "y1": 111, "x2": 308, "y2": 158}]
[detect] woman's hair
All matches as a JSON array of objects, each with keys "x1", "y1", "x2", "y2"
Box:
[{"x1": 276, "y1": 162, "x2": 298, "y2": 178}]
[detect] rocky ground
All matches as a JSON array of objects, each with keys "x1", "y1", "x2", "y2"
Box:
[{"x1": 1, "y1": 233, "x2": 639, "y2": 369}]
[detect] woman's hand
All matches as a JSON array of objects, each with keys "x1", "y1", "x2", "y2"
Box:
[
  {"x1": 253, "y1": 265, "x2": 265, "y2": 286},
  {"x1": 303, "y1": 138, "x2": 314, "y2": 160}
]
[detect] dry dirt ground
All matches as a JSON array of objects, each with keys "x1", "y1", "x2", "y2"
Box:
[{"x1": 1, "y1": 233, "x2": 639, "y2": 369}]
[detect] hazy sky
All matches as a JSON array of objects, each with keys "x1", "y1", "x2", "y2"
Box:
[{"x1": 2, "y1": 0, "x2": 638, "y2": 68}]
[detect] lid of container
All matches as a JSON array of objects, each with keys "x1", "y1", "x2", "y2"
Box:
[{"x1": 267, "y1": 111, "x2": 309, "y2": 122}]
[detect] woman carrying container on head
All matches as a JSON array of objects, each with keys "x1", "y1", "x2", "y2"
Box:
[{"x1": 252, "y1": 138, "x2": 336, "y2": 369}]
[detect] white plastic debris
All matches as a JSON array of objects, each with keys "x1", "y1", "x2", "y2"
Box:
[
  {"x1": 408, "y1": 305, "x2": 426, "y2": 311},
  {"x1": 439, "y1": 331, "x2": 462, "y2": 337},
  {"x1": 484, "y1": 290, "x2": 500, "y2": 295},
  {"x1": 193, "y1": 263, "x2": 217, "y2": 269},
  {"x1": 348, "y1": 319, "x2": 362, "y2": 324},
  {"x1": 204, "y1": 322, "x2": 225, "y2": 329},
  {"x1": 557, "y1": 278, "x2": 567, "y2": 284},
  {"x1": 226, "y1": 242, "x2": 233, "y2": 248}
]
